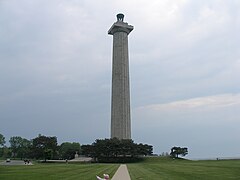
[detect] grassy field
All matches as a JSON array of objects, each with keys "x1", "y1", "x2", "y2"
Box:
[
  {"x1": 128, "y1": 157, "x2": 240, "y2": 179},
  {"x1": 1, "y1": 157, "x2": 240, "y2": 179},
  {"x1": 0, "y1": 162, "x2": 119, "y2": 180}
]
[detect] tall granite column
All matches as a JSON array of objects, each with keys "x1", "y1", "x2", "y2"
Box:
[{"x1": 108, "y1": 14, "x2": 133, "y2": 139}]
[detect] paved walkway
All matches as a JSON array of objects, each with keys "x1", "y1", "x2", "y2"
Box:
[
  {"x1": 112, "y1": 164, "x2": 131, "y2": 180},
  {"x1": 1, "y1": 160, "x2": 33, "y2": 166}
]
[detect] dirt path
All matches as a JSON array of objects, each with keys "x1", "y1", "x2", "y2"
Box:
[{"x1": 112, "y1": 164, "x2": 131, "y2": 180}]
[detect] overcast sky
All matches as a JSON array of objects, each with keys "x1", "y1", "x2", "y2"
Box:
[{"x1": 1, "y1": 0, "x2": 240, "y2": 159}]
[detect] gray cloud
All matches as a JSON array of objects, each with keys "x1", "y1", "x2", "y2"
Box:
[{"x1": 1, "y1": 0, "x2": 240, "y2": 158}]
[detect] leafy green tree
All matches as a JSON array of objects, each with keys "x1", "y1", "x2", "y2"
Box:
[
  {"x1": 119, "y1": 139, "x2": 142, "y2": 157},
  {"x1": 81, "y1": 144, "x2": 94, "y2": 157},
  {"x1": 31, "y1": 135, "x2": 58, "y2": 160},
  {"x1": 9, "y1": 136, "x2": 31, "y2": 159},
  {"x1": 44, "y1": 149, "x2": 53, "y2": 160},
  {"x1": 9, "y1": 136, "x2": 23, "y2": 158},
  {"x1": 137, "y1": 143, "x2": 153, "y2": 156},
  {"x1": 0, "y1": 134, "x2": 5, "y2": 147},
  {"x1": 83, "y1": 138, "x2": 153, "y2": 162},
  {"x1": 170, "y1": 146, "x2": 188, "y2": 158},
  {"x1": 0, "y1": 134, "x2": 6, "y2": 157},
  {"x1": 1, "y1": 147, "x2": 11, "y2": 158},
  {"x1": 18, "y1": 139, "x2": 32, "y2": 159},
  {"x1": 59, "y1": 142, "x2": 80, "y2": 159}
]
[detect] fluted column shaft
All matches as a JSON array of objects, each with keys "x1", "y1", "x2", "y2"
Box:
[{"x1": 108, "y1": 17, "x2": 133, "y2": 139}]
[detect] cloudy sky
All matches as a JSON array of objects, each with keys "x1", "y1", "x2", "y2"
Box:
[{"x1": 1, "y1": 0, "x2": 240, "y2": 159}]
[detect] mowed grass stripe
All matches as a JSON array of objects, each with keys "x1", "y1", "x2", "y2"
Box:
[
  {"x1": 0, "y1": 163, "x2": 119, "y2": 180},
  {"x1": 127, "y1": 164, "x2": 163, "y2": 179},
  {"x1": 46, "y1": 164, "x2": 93, "y2": 179},
  {"x1": 127, "y1": 157, "x2": 240, "y2": 180},
  {"x1": 162, "y1": 160, "x2": 240, "y2": 179},
  {"x1": 2, "y1": 158, "x2": 240, "y2": 179},
  {"x1": 94, "y1": 164, "x2": 119, "y2": 177}
]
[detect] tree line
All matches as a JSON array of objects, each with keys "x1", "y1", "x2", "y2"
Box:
[
  {"x1": 0, "y1": 134, "x2": 80, "y2": 161},
  {"x1": 81, "y1": 138, "x2": 153, "y2": 162},
  {"x1": 0, "y1": 134, "x2": 153, "y2": 162},
  {"x1": 1, "y1": 133, "x2": 187, "y2": 162}
]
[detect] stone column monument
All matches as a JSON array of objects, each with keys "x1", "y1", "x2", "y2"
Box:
[{"x1": 108, "y1": 14, "x2": 133, "y2": 139}]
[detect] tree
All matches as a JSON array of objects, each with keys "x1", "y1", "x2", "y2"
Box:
[
  {"x1": 9, "y1": 136, "x2": 31, "y2": 159},
  {"x1": 0, "y1": 134, "x2": 6, "y2": 157},
  {"x1": 31, "y1": 135, "x2": 58, "y2": 160},
  {"x1": 137, "y1": 143, "x2": 153, "y2": 156},
  {"x1": 81, "y1": 144, "x2": 94, "y2": 157},
  {"x1": 82, "y1": 138, "x2": 153, "y2": 163},
  {"x1": 18, "y1": 138, "x2": 32, "y2": 159},
  {"x1": 1, "y1": 147, "x2": 11, "y2": 158},
  {"x1": 59, "y1": 142, "x2": 80, "y2": 160},
  {"x1": 44, "y1": 149, "x2": 53, "y2": 160},
  {"x1": 0, "y1": 134, "x2": 5, "y2": 147},
  {"x1": 170, "y1": 146, "x2": 188, "y2": 158}
]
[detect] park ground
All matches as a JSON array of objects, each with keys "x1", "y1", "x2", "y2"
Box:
[{"x1": 1, "y1": 157, "x2": 240, "y2": 179}]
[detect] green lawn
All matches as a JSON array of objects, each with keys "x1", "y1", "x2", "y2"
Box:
[
  {"x1": 1, "y1": 157, "x2": 240, "y2": 179},
  {"x1": 127, "y1": 157, "x2": 240, "y2": 180},
  {"x1": 0, "y1": 163, "x2": 119, "y2": 180}
]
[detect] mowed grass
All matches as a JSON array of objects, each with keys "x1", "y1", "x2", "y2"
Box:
[
  {"x1": 0, "y1": 162, "x2": 119, "y2": 180},
  {"x1": 128, "y1": 157, "x2": 240, "y2": 180},
  {"x1": 1, "y1": 158, "x2": 240, "y2": 180}
]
